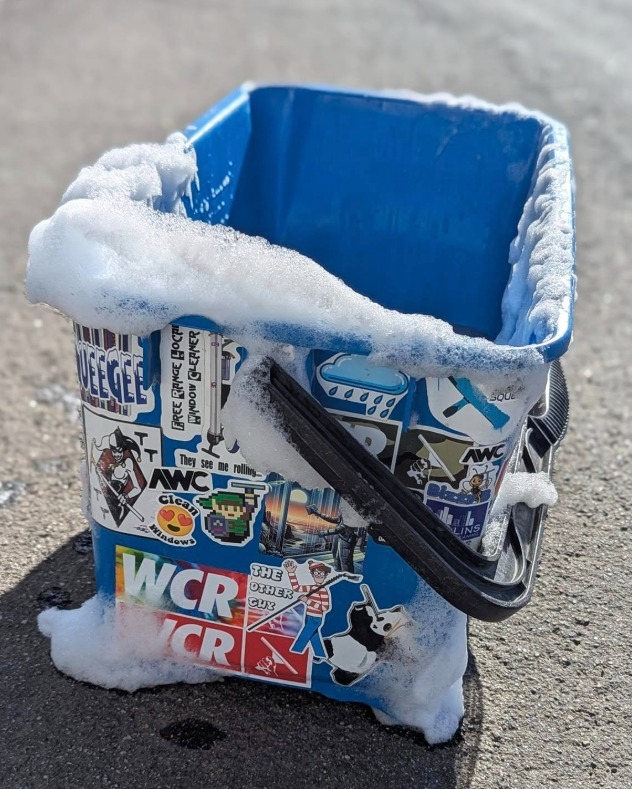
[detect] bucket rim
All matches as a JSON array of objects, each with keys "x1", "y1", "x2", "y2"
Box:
[{"x1": 183, "y1": 82, "x2": 575, "y2": 367}]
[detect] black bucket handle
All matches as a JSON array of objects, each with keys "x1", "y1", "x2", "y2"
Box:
[{"x1": 255, "y1": 358, "x2": 569, "y2": 622}]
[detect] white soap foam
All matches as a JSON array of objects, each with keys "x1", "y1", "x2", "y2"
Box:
[
  {"x1": 481, "y1": 471, "x2": 558, "y2": 554},
  {"x1": 494, "y1": 470, "x2": 558, "y2": 511},
  {"x1": 60, "y1": 132, "x2": 198, "y2": 213},
  {"x1": 25, "y1": 108, "x2": 573, "y2": 381},
  {"x1": 367, "y1": 584, "x2": 468, "y2": 744},
  {"x1": 222, "y1": 355, "x2": 328, "y2": 491},
  {"x1": 384, "y1": 91, "x2": 575, "y2": 355},
  {"x1": 38, "y1": 596, "x2": 219, "y2": 692},
  {"x1": 497, "y1": 127, "x2": 575, "y2": 348},
  {"x1": 26, "y1": 195, "x2": 543, "y2": 378}
]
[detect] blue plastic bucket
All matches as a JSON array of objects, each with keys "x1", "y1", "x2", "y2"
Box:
[{"x1": 76, "y1": 84, "x2": 574, "y2": 740}]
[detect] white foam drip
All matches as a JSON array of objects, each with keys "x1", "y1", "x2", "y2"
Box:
[{"x1": 38, "y1": 596, "x2": 219, "y2": 692}]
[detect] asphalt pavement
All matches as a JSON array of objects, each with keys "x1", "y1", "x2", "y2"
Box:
[{"x1": 1, "y1": 1, "x2": 631, "y2": 787}]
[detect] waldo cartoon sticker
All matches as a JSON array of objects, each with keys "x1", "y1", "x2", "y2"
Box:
[
  {"x1": 279, "y1": 559, "x2": 360, "y2": 659},
  {"x1": 246, "y1": 559, "x2": 360, "y2": 671},
  {"x1": 244, "y1": 562, "x2": 313, "y2": 684}
]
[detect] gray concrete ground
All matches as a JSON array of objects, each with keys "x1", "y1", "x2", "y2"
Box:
[{"x1": 1, "y1": 1, "x2": 630, "y2": 787}]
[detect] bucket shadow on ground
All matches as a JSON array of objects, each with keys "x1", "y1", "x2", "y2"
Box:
[{"x1": 1, "y1": 531, "x2": 484, "y2": 789}]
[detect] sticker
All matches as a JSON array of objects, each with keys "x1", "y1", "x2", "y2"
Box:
[
  {"x1": 74, "y1": 324, "x2": 154, "y2": 420},
  {"x1": 160, "y1": 325, "x2": 240, "y2": 444},
  {"x1": 116, "y1": 548, "x2": 365, "y2": 686},
  {"x1": 425, "y1": 375, "x2": 521, "y2": 444},
  {"x1": 244, "y1": 562, "x2": 313, "y2": 684},
  {"x1": 84, "y1": 408, "x2": 162, "y2": 536},
  {"x1": 258, "y1": 481, "x2": 367, "y2": 572},
  {"x1": 247, "y1": 559, "x2": 361, "y2": 669},
  {"x1": 196, "y1": 481, "x2": 267, "y2": 547},
  {"x1": 116, "y1": 546, "x2": 246, "y2": 671},
  {"x1": 324, "y1": 584, "x2": 409, "y2": 686},
  {"x1": 248, "y1": 634, "x2": 309, "y2": 683},
  {"x1": 315, "y1": 353, "x2": 410, "y2": 421},
  {"x1": 175, "y1": 447, "x2": 265, "y2": 483},
  {"x1": 148, "y1": 466, "x2": 212, "y2": 494},
  {"x1": 394, "y1": 425, "x2": 508, "y2": 541},
  {"x1": 84, "y1": 409, "x2": 201, "y2": 547},
  {"x1": 331, "y1": 412, "x2": 401, "y2": 472},
  {"x1": 162, "y1": 327, "x2": 264, "y2": 482},
  {"x1": 149, "y1": 495, "x2": 198, "y2": 547},
  {"x1": 160, "y1": 325, "x2": 212, "y2": 442},
  {"x1": 394, "y1": 425, "x2": 473, "y2": 493}
]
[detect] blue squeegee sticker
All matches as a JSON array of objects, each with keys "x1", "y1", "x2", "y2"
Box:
[{"x1": 444, "y1": 377, "x2": 510, "y2": 430}]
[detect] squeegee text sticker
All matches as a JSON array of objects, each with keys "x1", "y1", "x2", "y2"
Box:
[{"x1": 74, "y1": 324, "x2": 154, "y2": 420}]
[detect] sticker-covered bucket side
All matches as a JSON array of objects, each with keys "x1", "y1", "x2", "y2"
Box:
[
  {"x1": 308, "y1": 350, "x2": 548, "y2": 546},
  {"x1": 74, "y1": 322, "x2": 472, "y2": 721}
]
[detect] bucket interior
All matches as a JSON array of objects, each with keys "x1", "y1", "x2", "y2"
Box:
[{"x1": 190, "y1": 86, "x2": 544, "y2": 341}]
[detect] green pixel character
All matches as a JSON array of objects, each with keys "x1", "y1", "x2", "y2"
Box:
[{"x1": 197, "y1": 487, "x2": 261, "y2": 545}]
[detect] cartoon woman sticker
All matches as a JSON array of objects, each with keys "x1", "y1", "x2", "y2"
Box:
[{"x1": 91, "y1": 427, "x2": 145, "y2": 525}]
